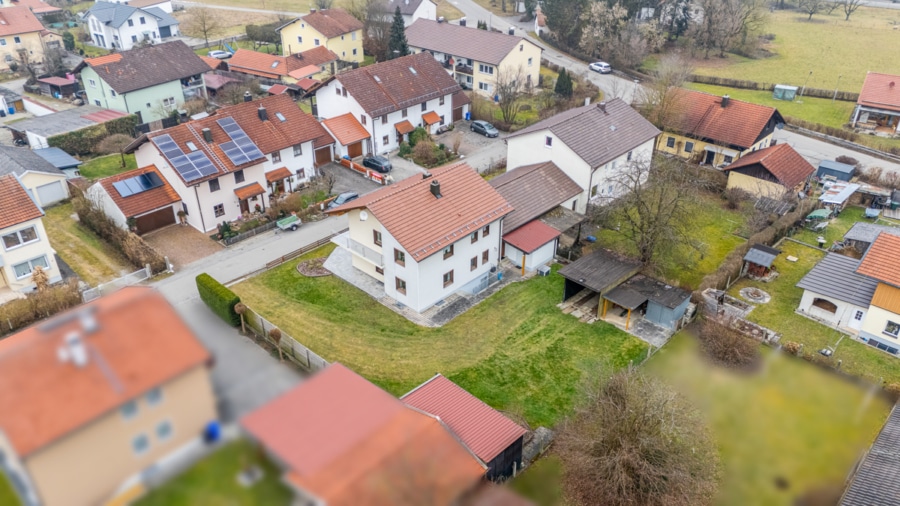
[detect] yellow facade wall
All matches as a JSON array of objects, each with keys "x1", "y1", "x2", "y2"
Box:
[
  {"x1": 0, "y1": 217, "x2": 61, "y2": 292},
  {"x1": 656, "y1": 131, "x2": 776, "y2": 166},
  {"x1": 280, "y1": 21, "x2": 363, "y2": 63},
  {"x1": 861, "y1": 303, "x2": 900, "y2": 345},
  {"x1": 726, "y1": 171, "x2": 788, "y2": 199},
  {"x1": 0, "y1": 31, "x2": 47, "y2": 71},
  {"x1": 347, "y1": 208, "x2": 384, "y2": 281}
]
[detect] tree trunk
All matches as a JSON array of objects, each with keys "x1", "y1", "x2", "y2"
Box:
[{"x1": 239, "y1": 314, "x2": 246, "y2": 335}]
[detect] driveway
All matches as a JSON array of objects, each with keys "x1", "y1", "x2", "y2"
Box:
[
  {"x1": 773, "y1": 129, "x2": 900, "y2": 177},
  {"x1": 143, "y1": 223, "x2": 223, "y2": 270},
  {"x1": 434, "y1": 123, "x2": 508, "y2": 172}
]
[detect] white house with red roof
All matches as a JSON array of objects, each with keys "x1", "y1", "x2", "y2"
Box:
[
  {"x1": 853, "y1": 72, "x2": 900, "y2": 134},
  {"x1": 326, "y1": 162, "x2": 512, "y2": 313},
  {"x1": 86, "y1": 164, "x2": 182, "y2": 235}
]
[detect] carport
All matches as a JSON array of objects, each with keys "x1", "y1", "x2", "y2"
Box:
[{"x1": 558, "y1": 249, "x2": 641, "y2": 318}]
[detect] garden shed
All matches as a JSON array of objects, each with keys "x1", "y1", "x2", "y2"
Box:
[
  {"x1": 843, "y1": 222, "x2": 900, "y2": 253},
  {"x1": 602, "y1": 275, "x2": 691, "y2": 330},
  {"x1": 816, "y1": 160, "x2": 856, "y2": 181},
  {"x1": 819, "y1": 182, "x2": 860, "y2": 213},
  {"x1": 743, "y1": 243, "x2": 781, "y2": 278},
  {"x1": 773, "y1": 84, "x2": 798, "y2": 101},
  {"x1": 558, "y1": 249, "x2": 641, "y2": 309}
]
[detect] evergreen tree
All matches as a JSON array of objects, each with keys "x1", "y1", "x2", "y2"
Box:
[
  {"x1": 388, "y1": 7, "x2": 409, "y2": 59},
  {"x1": 555, "y1": 68, "x2": 573, "y2": 98}
]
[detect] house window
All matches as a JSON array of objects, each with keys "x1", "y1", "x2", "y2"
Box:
[
  {"x1": 314, "y1": 38, "x2": 320, "y2": 46},
  {"x1": 442, "y1": 270, "x2": 454, "y2": 287},
  {"x1": 394, "y1": 248, "x2": 405, "y2": 266},
  {"x1": 528, "y1": 57, "x2": 533, "y2": 67},
  {"x1": 545, "y1": 136, "x2": 552, "y2": 147},
  {"x1": 342, "y1": 88, "x2": 347, "y2": 97},
  {"x1": 13, "y1": 36, "x2": 20, "y2": 44},
  {"x1": 342, "y1": 51, "x2": 345, "y2": 57},
  {"x1": 352, "y1": 48, "x2": 358, "y2": 56},
  {"x1": 439, "y1": 96, "x2": 445, "y2": 106},
  {"x1": 89, "y1": 79, "x2": 96, "y2": 88},
  {"x1": 421, "y1": 102, "x2": 427, "y2": 112},
  {"x1": 375, "y1": 266, "x2": 384, "y2": 275},
  {"x1": 382, "y1": 135, "x2": 389, "y2": 146},
  {"x1": 146, "y1": 387, "x2": 163, "y2": 406},
  {"x1": 591, "y1": 185, "x2": 598, "y2": 197},
  {"x1": 382, "y1": 115, "x2": 388, "y2": 125},
  {"x1": 402, "y1": 108, "x2": 408, "y2": 118},
  {"x1": 666, "y1": 136, "x2": 675, "y2": 148},
  {"x1": 352, "y1": 31, "x2": 357, "y2": 41},
  {"x1": 156, "y1": 420, "x2": 172, "y2": 441},
  {"x1": 293, "y1": 144, "x2": 303, "y2": 156},
  {"x1": 152, "y1": 31, "x2": 157, "y2": 38},
  {"x1": 214, "y1": 204, "x2": 225, "y2": 217},
  {"x1": 272, "y1": 151, "x2": 281, "y2": 163},
  {"x1": 120, "y1": 401, "x2": 138, "y2": 420},
  {"x1": 335, "y1": 87, "x2": 341, "y2": 96},
  {"x1": 234, "y1": 170, "x2": 245, "y2": 184},
  {"x1": 519, "y1": 44, "x2": 523, "y2": 51},
  {"x1": 470, "y1": 256, "x2": 477, "y2": 271},
  {"x1": 162, "y1": 97, "x2": 176, "y2": 108},
  {"x1": 132, "y1": 434, "x2": 149, "y2": 455},
  {"x1": 482, "y1": 225, "x2": 490, "y2": 237},
  {"x1": 13, "y1": 256, "x2": 48, "y2": 280},
  {"x1": 131, "y1": 35, "x2": 138, "y2": 43},
  {"x1": 482, "y1": 249, "x2": 489, "y2": 264},
  {"x1": 627, "y1": 150, "x2": 632, "y2": 161},
  {"x1": 94, "y1": 100, "x2": 101, "y2": 106},
  {"x1": 296, "y1": 168, "x2": 305, "y2": 179},
  {"x1": 478, "y1": 64, "x2": 494, "y2": 75},
  {"x1": 341, "y1": 35, "x2": 345, "y2": 40},
  {"x1": 395, "y1": 277, "x2": 407, "y2": 294},
  {"x1": 2, "y1": 226, "x2": 38, "y2": 250},
  {"x1": 297, "y1": 36, "x2": 302, "y2": 43},
  {"x1": 885, "y1": 321, "x2": 900, "y2": 338},
  {"x1": 110, "y1": 89, "x2": 117, "y2": 97},
  {"x1": 0, "y1": 39, "x2": 6, "y2": 46},
  {"x1": 684, "y1": 141, "x2": 694, "y2": 153},
  {"x1": 373, "y1": 230, "x2": 382, "y2": 246},
  {"x1": 443, "y1": 244, "x2": 454, "y2": 259},
  {"x1": 723, "y1": 155, "x2": 734, "y2": 164},
  {"x1": 139, "y1": 16, "x2": 146, "y2": 24},
  {"x1": 209, "y1": 179, "x2": 220, "y2": 192},
  {"x1": 854, "y1": 310, "x2": 864, "y2": 321},
  {"x1": 471, "y1": 231, "x2": 478, "y2": 243},
  {"x1": 360, "y1": 115, "x2": 366, "y2": 125},
  {"x1": 127, "y1": 19, "x2": 134, "y2": 26},
  {"x1": 440, "y1": 115, "x2": 445, "y2": 125}
]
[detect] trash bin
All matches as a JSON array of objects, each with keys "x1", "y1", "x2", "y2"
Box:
[
  {"x1": 498, "y1": 271, "x2": 503, "y2": 281},
  {"x1": 465, "y1": 111, "x2": 471, "y2": 121},
  {"x1": 7, "y1": 107, "x2": 13, "y2": 115},
  {"x1": 204, "y1": 420, "x2": 221, "y2": 443}
]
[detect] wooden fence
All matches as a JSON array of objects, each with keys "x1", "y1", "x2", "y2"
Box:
[{"x1": 242, "y1": 305, "x2": 329, "y2": 373}]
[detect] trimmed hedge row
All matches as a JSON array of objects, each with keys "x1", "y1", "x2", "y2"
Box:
[
  {"x1": 72, "y1": 197, "x2": 167, "y2": 273},
  {"x1": 47, "y1": 114, "x2": 139, "y2": 157},
  {"x1": 196, "y1": 273, "x2": 241, "y2": 327},
  {"x1": 686, "y1": 74, "x2": 859, "y2": 102}
]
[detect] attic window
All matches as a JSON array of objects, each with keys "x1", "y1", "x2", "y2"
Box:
[
  {"x1": 186, "y1": 141, "x2": 197, "y2": 151},
  {"x1": 271, "y1": 61, "x2": 279, "y2": 68},
  {"x1": 409, "y1": 67, "x2": 417, "y2": 75},
  {"x1": 275, "y1": 112, "x2": 286, "y2": 122},
  {"x1": 373, "y1": 75, "x2": 381, "y2": 83}
]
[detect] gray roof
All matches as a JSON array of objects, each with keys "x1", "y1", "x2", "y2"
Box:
[
  {"x1": 0, "y1": 86, "x2": 21, "y2": 103},
  {"x1": 489, "y1": 161, "x2": 582, "y2": 232},
  {"x1": 818, "y1": 159, "x2": 856, "y2": 175},
  {"x1": 841, "y1": 405, "x2": 900, "y2": 506},
  {"x1": 7, "y1": 105, "x2": 119, "y2": 137},
  {"x1": 405, "y1": 19, "x2": 533, "y2": 66},
  {"x1": 383, "y1": 0, "x2": 430, "y2": 15},
  {"x1": 77, "y1": 41, "x2": 207, "y2": 94},
  {"x1": 0, "y1": 146, "x2": 65, "y2": 177},
  {"x1": 844, "y1": 222, "x2": 900, "y2": 245},
  {"x1": 604, "y1": 285, "x2": 647, "y2": 310},
  {"x1": 617, "y1": 274, "x2": 690, "y2": 309},
  {"x1": 743, "y1": 243, "x2": 780, "y2": 268},
  {"x1": 507, "y1": 99, "x2": 660, "y2": 169},
  {"x1": 144, "y1": 6, "x2": 178, "y2": 27},
  {"x1": 558, "y1": 249, "x2": 641, "y2": 294},
  {"x1": 796, "y1": 253, "x2": 878, "y2": 308},
  {"x1": 86, "y1": 1, "x2": 177, "y2": 28},
  {"x1": 33, "y1": 147, "x2": 82, "y2": 170}
]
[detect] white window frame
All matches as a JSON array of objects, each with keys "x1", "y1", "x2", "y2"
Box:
[
  {"x1": 214, "y1": 204, "x2": 225, "y2": 217},
  {"x1": 885, "y1": 321, "x2": 900, "y2": 338},
  {"x1": 12, "y1": 256, "x2": 49, "y2": 280},
  {"x1": 478, "y1": 82, "x2": 492, "y2": 93},
  {"x1": 0, "y1": 39, "x2": 7, "y2": 46},
  {"x1": 89, "y1": 79, "x2": 97, "y2": 88},
  {"x1": 478, "y1": 63, "x2": 494, "y2": 75},
  {"x1": 293, "y1": 144, "x2": 303, "y2": 157},
  {"x1": 2, "y1": 225, "x2": 39, "y2": 251}
]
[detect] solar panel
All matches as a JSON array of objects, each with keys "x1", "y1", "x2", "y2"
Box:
[
  {"x1": 275, "y1": 112, "x2": 286, "y2": 122},
  {"x1": 111, "y1": 171, "x2": 166, "y2": 198},
  {"x1": 151, "y1": 134, "x2": 217, "y2": 183},
  {"x1": 216, "y1": 117, "x2": 266, "y2": 166}
]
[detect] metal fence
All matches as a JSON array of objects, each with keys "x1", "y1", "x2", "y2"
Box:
[
  {"x1": 223, "y1": 221, "x2": 278, "y2": 246},
  {"x1": 242, "y1": 305, "x2": 329, "y2": 373},
  {"x1": 82, "y1": 265, "x2": 153, "y2": 303}
]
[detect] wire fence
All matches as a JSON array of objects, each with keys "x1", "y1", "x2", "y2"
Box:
[
  {"x1": 242, "y1": 305, "x2": 329, "y2": 373},
  {"x1": 81, "y1": 264, "x2": 153, "y2": 303}
]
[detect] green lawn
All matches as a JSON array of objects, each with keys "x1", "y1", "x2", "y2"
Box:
[
  {"x1": 233, "y1": 243, "x2": 647, "y2": 427},
  {"x1": 79, "y1": 154, "x2": 137, "y2": 180},
  {"x1": 510, "y1": 456, "x2": 564, "y2": 506},
  {"x1": 135, "y1": 440, "x2": 292, "y2": 506},
  {"x1": 0, "y1": 474, "x2": 20, "y2": 506},
  {"x1": 792, "y1": 204, "x2": 866, "y2": 248},
  {"x1": 186, "y1": 0, "x2": 462, "y2": 20},
  {"x1": 646, "y1": 332, "x2": 890, "y2": 506},
  {"x1": 728, "y1": 239, "x2": 900, "y2": 385}
]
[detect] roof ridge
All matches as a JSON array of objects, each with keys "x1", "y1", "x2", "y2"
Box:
[
  {"x1": 399, "y1": 373, "x2": 443, "y2": 399},
  {"x1": 185, "y1": 123, "x2": 227, "y2": 174}
]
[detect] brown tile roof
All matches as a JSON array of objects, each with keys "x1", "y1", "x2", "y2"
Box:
[
  {"x1": 489, "y1": 161, "x2": 582, "y2": 232},
  {"x1": 293, "y1": 45, "x2": 340, "y2": 67},
  {"x1": 334, "y1": 52, "x2": 462, "y2": 117},
  {"x1": 234, "y1": 182, "x2": 266, "y2": 200},
  {"x1": 858, "y1": 72, "x2": 900, "y2": 113},
  {"x1": 267, "y1": 83, "x2": 289, "y2": 95},
  {"x1": 298, "y1": 8, "x2": 363, "y2": 39},
  {"x1": 422, "y1": 110, "x2": 441, "y2": 125},
  {"x1": 97, "y1": 165, "x2": 180, "y2": 218},
  {"x1": 0, "y1": 287, "x2": 210, "y2": 456},
  {"x1": 508, "y1": 99, "x2": 660, "y2": 169},
  {"x1": 242, "y1": 363, "x2": 485, "y2": 506},
  {"x1": 501, "y1": 219, "x2": 561, "y2": 254},
  {"x1": 871, "y1": 283, "x2": 900, "y2": 314},
  {"x1": 0, "y1": 7, "x2": 44, "y2": 37},
  {"x1": 857, "y1": 233, "x2": 900, "y2": 287},
  {"x1": 0, "y1": 174, "x2": 42, "y2": 230},
  {"x1": 204, "y1": 73, "x2": 237, "y2": 90},
  {"x1": 265, "y1": 166, "x2": 292, "y2": 183},
  {"x1": 452, "y1": 90, "x2": 471, "y2": 109},
  {"x1": 666, "y1": 89, "x2": 784, "y2": 150},
  {"x1": 79, "y1": 41, "x2": 211, "y2": 94},
  {"x1": 402, "y1": 374, "x2": 527, "y2": 463},
  {"x1": 405, "y1": 19, "x2": 535, "y2": 66},
  {"x1": 229, "y1": 48, "x2": 337, "y2": 80},
  {"x1": 11, "y1": 0, "x2": 62, "y2": 14},
  {"x1": 322, "y1": 112, "x2": 370, "y2": 145},
  {"x1": 199, "y1": 55, "x2": 226, "y2": 71},
  {"x1": 722, "y1": 143, "x2": 815, "y2": 188},
  {"x1": 395, "y1": 119, "x2": 415, "y2": 134},
  {"x1": 328, "y1": 162, "x2": 513, "y2": 261}
]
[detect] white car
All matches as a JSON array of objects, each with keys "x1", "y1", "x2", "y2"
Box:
[
  {"x1": 589, "y1": 61, "x2": 612, "y2": 74},
  {"x1": 207, "y1": 50, "x2": 232, "y2": 60}
]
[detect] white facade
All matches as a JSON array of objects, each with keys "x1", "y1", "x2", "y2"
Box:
[
  {"x1": 261, "y1": 141, "x2": 317, "y2": 187},
  {"x1": 0, "y1": 216, "x2": 62, "y2": 292},
  {"x1": 797, "y1": 289, "x2": 868, "y2": 332},
  {"x1": 386, "y1": 0, "x2": 436, "y2": 26},
  {"x1": 16, "y1": 171, "x2": 69, "y2": 208},
  {"x1": 85, "y1": 8, "x2": 176, "y2": 51},
  {"x1": 85, "y1": 182, "x2": 178, "y2": 232},
  {"x1": 504, "y1": 239, "x2": 556, "y2": 272}
]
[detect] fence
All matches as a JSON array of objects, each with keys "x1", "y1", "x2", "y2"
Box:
[
  {"x1": 225, "y1": 229, "x2": 347, "y2": 285},
  {"x1": 339, "y1": 158, "x2": 389, "y2": 185},
  {"x1": 242, "y1": 305, "x2": 329, "y2": 373},
  {"x1": 223, "y1": 220, "x2": 278, "y2": 246},
  {"x1": 686, "y1": 74, "x2": 860, "y2": 102},
  {"x1": 82, "y1": 264, "x2": 153, "y2": 302}
]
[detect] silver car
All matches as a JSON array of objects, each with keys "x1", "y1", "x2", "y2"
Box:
[{"x1": 589, "y1": 61, "x2": 612, "y2": 74}]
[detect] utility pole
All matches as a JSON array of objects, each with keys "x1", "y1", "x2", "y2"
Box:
[
  {"x1": 832, "y1": 74, "x2": 842, "y2": 103},
  {"x1": 800, "y1": 70, "x2": 813, "y2": 98}
]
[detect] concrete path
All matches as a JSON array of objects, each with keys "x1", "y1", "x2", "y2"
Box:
[{"x1": 773, "y1": 128, "x2": 900, "y2": 176}]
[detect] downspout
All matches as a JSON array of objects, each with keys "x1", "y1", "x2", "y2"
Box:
[{"x1": 193, "y1": 184, "x2": 207, "y2": 232}]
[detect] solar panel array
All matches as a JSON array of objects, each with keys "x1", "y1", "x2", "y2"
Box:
[
  {"x1": 216, "y1": 117, "x2": 265, "y2": 167},
  {"x1": 112, "y1": 171, "x2": 165, "y2": 198},
  {"x1": 151, "y1": 134, "x2": 217, "y2": 183}
]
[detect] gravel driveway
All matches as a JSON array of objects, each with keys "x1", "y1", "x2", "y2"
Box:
[{"x1": 143, "y1": 224, "x2": 224, "y2": 270}]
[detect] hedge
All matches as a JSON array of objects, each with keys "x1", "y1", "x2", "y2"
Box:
[
  {"x1": 686, "y1": 74, "x2": 859, "y2": 102},
  {"x1": 0, "y1": 280, "x2": 82, "y2": 337},
  {"x1": 72, "y1": 197, "x2": 167, "y2": 273},
  {"x1": 47, "y1": 114, "x2": 139, "y2": 157},
  {"x1": 196, "y1": 273, "x2": 241, "y2": 326}
]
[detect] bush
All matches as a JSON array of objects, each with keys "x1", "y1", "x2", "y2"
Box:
[
  {"x1": 782, "y1": 341, "x2": 802, "y2": 356},
  {"x1": 48, "y1": 115, "x2": 139, "y2": 156},
  {"x1": 835, "y1": 155, "x2": 859, "y2": 168},
  {"x1": 196, "y1": 273, "x2": 241, "y2": 326},
  {"x1": 408, "y1": 127, "x2": 428, "y2": 147},
  {"x1": 72, "y1": 196, "x2": 167, "y2": 273},
  {"x1": 398, "y1": 141, "x2": 412, "y2": 157},
  {"x1": 412, "y1": 140, "x2": 436, "y2": 166},
  {"x1": 95, "y1": 134, "x2": 134, "y2": 156},
  {"x1": 0, "y1": 280, "x2": 81, "y2": 337},
  {"x1": 724, "y1": 187, "x2": 750, "y2": 210},
  {"x1": 62, "y1": 31, "x2": 76, "y2": 51},
  {"x1": 697, "y1": 318, "x2": 761, "y2": 371}
]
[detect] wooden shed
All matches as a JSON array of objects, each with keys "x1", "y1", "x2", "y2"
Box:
[
  {"x1": 37, "y1": 76, "x2": 78, "y2": 100},
  {"x1": 743, "y1": 243, "x2": 781, "y2": 278}
]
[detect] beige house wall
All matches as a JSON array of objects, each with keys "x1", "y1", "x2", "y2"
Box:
[
  {"x1": 0, "y1": 216, "x2": 61, "y2": 292},
  {"x1": 280, "y1": 21, "x2": 363, "y2": 63},
  {"x1": 861, "y1": 303, "x2": 900, "y2": 346},
  {"x1": 656, "y1": 131, "x2": 775, "y2": 167},
  {"x1": 347, "y1": 208, "x2": 384, "y2": 282},
  {"x1": 726, "y1": 171, "x2": 787, "y2": 199},
  {"x1": 0, "y1": 31, "x2": 45, "y2": 71},
  {"x1": 19, "y1": 171, "x2": 69, "y2": 207}
]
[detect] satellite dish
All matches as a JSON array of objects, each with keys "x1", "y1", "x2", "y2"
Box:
[{"x1": 360, "y1": 211, "x2": 368, "y2": 221}]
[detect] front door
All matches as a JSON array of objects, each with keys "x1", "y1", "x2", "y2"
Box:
[
  {"x1": 849, "y1": 309, "x2": 865, "y2": 330},
  {"x1": 704, "y1": 150, "x2": 715, "y2": 165},
  {"x1": 239, "y1": 199, "x2": 249, "y2": 214}
]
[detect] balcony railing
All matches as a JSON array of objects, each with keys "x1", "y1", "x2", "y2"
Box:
[
  {"x1": 349, "y1": 238, "x2": 383, "y2": 267},
  {"x1": 455, "y1": 64, "x2": 474, "y2": 75}
]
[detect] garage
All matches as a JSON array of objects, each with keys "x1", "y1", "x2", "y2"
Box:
[
  {"x1": 35, "y1": 180, "x2": 67, "y2": 207},
  {"x1": 134, "y1": 207, "x2": 176, "y2": 235},
  {"x1": 347, "y1": 141, "x2": 363, "y2": 159},
  {"x1": 315, "y1": 146, "x2": 332, "y2": 166},
  {"x1": 453, "y1": 107, "x2": 463, "y2": 122}
]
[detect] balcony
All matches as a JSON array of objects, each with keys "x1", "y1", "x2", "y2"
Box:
[
  {"x1": 455, "y1": 63, "x2": 474, "y2": 75},
  {"x1": 348, "y1": 238, "x2": 383, "y2": 267}
]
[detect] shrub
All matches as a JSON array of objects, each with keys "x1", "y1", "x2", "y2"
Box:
[
  {"x1": 412, "y1": 140, "x2": 436, "y2": 166},
  {"x1": 398, "y1": 141, "x2": 412, "y2": 157},
  {"x1": 884, "y1": 383, "x2": 900, "y2": 402},
  {"x1": 196, "y1": 273, "x2": 241, "y2": 326},
  {"x1": 697, "y1": 318, "x2": 761, "y2": 371},
  {"x1": 72, "y1": 196, "x2": 167, "y2": 272},
  {"x1": 782, "y1": 341, "x2": 802, "y2": 356},
  {"x1": 724, "y1": 187, "x2": 749, "y2": 210},
  {"x1": 408, "y1": 127, "x2": 428, "y2": 147},
  {"x1": 835, "y1": 155, "x2": 859, "y2": 168},
  {"x1": 0, "y1": 280, "x2": 81, "y2": 337},
  {"x1": 95, "y1": 133, "x2": 134, "y2": 156}
]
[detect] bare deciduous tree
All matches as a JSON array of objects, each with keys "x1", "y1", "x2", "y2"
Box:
[
  {"x1": 494, "y1": 65, "x2": 527, "y2": 124},
  {"x1": 841, "y1": 0, "x2": 864, "y2": 20},
  {"x1": 638, "y1": 52, "x2": 694, "y2": 128},
  {"x1": 268, "y1": 328, "x2": 283, "y2": 362},
  {"x1": 799, "y1": 0, "x2": 826, "y2": 20},
  {"x1": 348, "y1": 0, "x2": 391, "y2": 60},
  {"x1": 557, "y1": 366, "x2": 719, "y2": 506},
  {"x1": 315, "y1": 0, "x2": 334, "y2": 9},
  {"x1": 691, "y1": 0, "x2": 767, "y2": 58},
  {"x1": 182, "y1": 7, "x2": 222, "y2": 48},
  {"x1": 234, "y1": 302, "x2": 247, "y2": 334}
]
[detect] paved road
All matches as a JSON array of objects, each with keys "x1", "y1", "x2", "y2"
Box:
[{"x1": 774, "y1": 128, "x2": 900, "y2": 175}]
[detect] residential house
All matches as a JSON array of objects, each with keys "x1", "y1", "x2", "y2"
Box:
[
  {"x1": 128, "y1": 94, "x2": 335, "y2": 232},
  {"x1": 722, "y1": 143, "x2": 815, "y2": 198},
  {"x1": 405, "y1": 19, "x2": 542, "y2": 96},
  {"x1": 0, "y1": 0, "x2": 62, "y2": 16},
  {"x1": 76, "y1": 41, "x2": 210, "y2": 123},
  {"x1": 0, "y1": 7, "x2": 58, "y2": 71},
  {"x1": 87, "y1": 164, "x2": 182, "y2": 235},
  {"x1": 796, "y1": 252, "x2": 878, "y2": 333},
  {"x1": 843, "y1": 222, "x2": 900, "y2": 253},
  {"x1": 0, "y1": 287, "x2": 218, "y2": 506},
  {"x1": 855, "y1": 233, "x2": 900, "y2": 355},
  {"x1": 83, "y1": 1, "x2": 179, "y2": 51},
  {"x1": 840, "y1": 404, "x2": 900, "y2": 506},
  {"x1": 533, "y1": 4, "x2": 546, "y2": 36},
  {"x1": 402, "y1": 374, "x2": 527, "y2": 480},
  {"x1": 241, "y1": 363, "x2": 486, "y2": 505},
  {"x1": 277, "y1": 8, "x2": 364, "y2": 63},
  {"x1": 0, "y1": 145, "x2": 69, "y2": 207},
  {"x1": 7, "y1": 105, "x2": 131, "y2": 150},
  {"x1": 32, "y1": 147, "x2": 83, "y2": 179},
  {"x1": 97, "y1": 0, "x2": 174, "y2": 14},
  {"x1": 505, "y1": 99, "x2": 660, "y2": 214},
  {"x1": 0, "y1": 174, "x2": 61, "y2": 295},
  {"x1": 657, "y1": 90, "x2": 785, "y2": 167},
  {"x1": 380, "y1": 0, "x2": 436, "y2": 26},
  {"x1": 227, "y1": 46, "x2": 339, "y2": 85},
  {"x1": 327, "y1": 163, "x2": 512, "y2": 313},
  {"x1": 315, "y1": 52, "x2": 463, "y2": 157},
  {"x1": 852, "y1": 72, "x2": 900, "y2": 133}
]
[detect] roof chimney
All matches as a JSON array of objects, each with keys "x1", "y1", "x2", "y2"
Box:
[
  {"x1": 202, "y1": 128, "x2": 212, "y2": 142},
  {"x1": 79, "y1": 310, "x2": 98, "y2": 334},
  {"x1": 459, "y1": 17, "x2": 466, "y2": 27},
  {"x1": 64, "y1": 331, "x2": 89, "y2": 368},
  {"x1": 508, "y1": 27, "x2": 515, "y2": 35},
  {"x1": 422, "y1": 171, "x2": 432, "y2": 180},
  {"x1": 891, "y1": 82, "x2": 896, "y2": 88},
  {"x1": 437, "y1": 16, "x2": 445, "y2": 23},
  {"x1": 430, "y1": 180, "x2": 442, "y2": 198},
  {"x1": 243, "y1": 90, "x2": 252, "y2": 102},
  {"x1": 599, "y1": 101, "x2": 607, "y2": 113},
  {"x1": 721, "y1": 95, "x2": 730, "y2": 107},
  {"x1": 310, "y1": 7, "x2": 316, "y2": 13},
  {"x1": 258, "y1": 106, "x2": 268, "y2": 121}
]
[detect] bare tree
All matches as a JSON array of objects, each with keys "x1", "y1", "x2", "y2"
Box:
[
  {"x1": 691, "y1": 0, "x2": 767, "y2": 58},
  {"x1": 494, "y1": 66, "x2": 527, "y2": 124},
  {"x1": 31, "y1": 266, "x2": 49, "y2": 292},
  {"x1": 638, "y1": 53, "x2": 694, "y2": 128},
  {"x1": 182, "y1": 7, "x2": 222, "y2": 48},
  {"x1": 315, "y1": 0, "x2": 334, "y2": 8},
  {"x1": 348, "y1": 0, "x2": 391, "y2": 60},
  {"x1": 841, "y1": 0, "x2": 864, "y2": 20},
  {"x1": 799, "y1": 0, "x2": 826, "y2": 19},
  {"x1": 268, "y1": 328, "x2": 283, "y2": 362},
  {"x1": 557, "y1": 366, "x2": 719, "y2": 506},
  {"x1": 234, "y1": 302, "x2": 247, "y2": 334}
]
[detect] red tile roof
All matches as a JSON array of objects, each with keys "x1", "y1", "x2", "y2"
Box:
[
  {"x1": 199, "y1": 55, "x2": 226, "y2": 71},
  {"x1": 0, "y1": 174, "x2": 42, "y2": 230},
  {"x1": 97, "y1": 165, "x2": 180, "y2": 218},
  {"x1": 296, "y1": 77, "x2": 319, "y2": 91},
  {"x1": 267, "y1": 84, "x2": 289, "y2": 95},
  {"x1": 0, "y1": 7, "x2": 45, "y2": 37},
  {"x1": 80, "y1": 108, "x2": 129, "y2": 123},
  {"x1": 298, "y1": 8, "x2": 363, "y2": 39},
  {"x1": 858, "y1": 72, "x2": 900, "y2": 113},
  {"x1": 422, "y1": 110, "x2": 441, "y2": 125},
  {"x1": 328, "y1": 163, "x2": 513, "y2": 261},
  {"x1": 38, "y1": 76, "x2": 74, "y2": 87},
  {"x1": 288, "y1": 64, "x2": 321, "y2": 80},
  {"x1": 241, "y1": 363, "x2": 485, "y2": 505},
  {"x1": 501, "y1": 219, "x2": 561, "y2": 254},
  {"x1": 228, "y1": 49, "x2": 291, "y2": 79},
  {"x1": 11, "y1": 0, "x2": 62, "y2": 14},
  {"x1": 84, "y1": 53, "x2": 122, "y2": 66},
  {"x1": 857, "y1": 233, "x2": 900, "y2": 287},
  {"x1": 722, "y1": 143, "x2": 815, "y2": 188},
  {"x1": 234, "y1": 182, "x2": 266, "y2": 200},
  {"x1": 265, "y1": 166, "x2": 292, "y2": 182},
  {"x1": 322, "y1": 112, "x2": 370, "y2": 146},
  {"x1": 667, "y1": 89, "x2": 783, "y2": 150},
  {"x1": 0, "y1": 287, "x2": 210, "y2": 456},
  {"x1": 402, "y1": 374, "x2": 527, "y2": 463},
  {"x1": 395, "y1": 119, "x2": 415, "y2": 134},
  {"x1": 204, "y1": 73, "x2": 237, "y2": 90}
]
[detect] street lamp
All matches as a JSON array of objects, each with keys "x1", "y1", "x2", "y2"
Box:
[
  {"x1": 833, "y1": 74, "x2": 842, "y2": 103},
  {"x1": 800, "y1": 70, "x2": 813, "y2": 98}
]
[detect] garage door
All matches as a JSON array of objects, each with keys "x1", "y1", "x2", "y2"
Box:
[
  {"x1": 453, "y1": 107, "x2": 463, "y2": 122},
  {"x1": 315, "y1": 146, "x2": 332, "y2": 167},
  {"x1": 347, "y1": 142, "x2": 363, "y2": 159},
  {"x1": 134, "y1": 207, "x2": 176, "y2": 235},
  {"x1": 36, "y1": 181, "x2": 66, "y2": 206}
]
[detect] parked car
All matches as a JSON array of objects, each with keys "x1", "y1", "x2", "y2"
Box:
[
  {"x1": 208, "y1": 50, "x2": 232, "y2": 59},
  {"x1": 327, "y1": 191, "x2": 359, "y2": 209},
  {"x1": 471, "y1": 120, "x2": 499, "y2": 138},
  {"x1": 589, "y1": 61, "x2": 612, "y2": 74},
  {"x1": 362, "y1": 155, "x2": 392, "y2": 173}
]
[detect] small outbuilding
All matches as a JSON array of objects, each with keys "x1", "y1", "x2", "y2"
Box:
[
  {"x1": 87, "y1": 165, "x2": 182, "y2": 235},
  {"x1": 558, "y1": 249, "x2": 641, "y2": 308},
  {"x1": 773, "y1": 84, "x2": 798, "y2": 101},
  {"x1": 36, "y1": 76, "x2": 79, "y2": 100},
  {"x1": 843, "y1": 222, "x2": 900, "y2": 253},
  {"x1": 602, "y1": 275, "x2": 691, "y2": 330},
  {"x1": 816, "y1": 160, "x2": 856, "y2": 182},
  {"x1": 32, "y1": 147, "x2": 83, "y2": 179},
  {"x1": 819, "y1": 182, "x2": 860, "y2": 213},
  {"x1": 743, "y1": 243, "x2": 781, "y2": 278}
]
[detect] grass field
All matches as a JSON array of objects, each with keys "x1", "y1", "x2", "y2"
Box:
[
  {"x1": 646, "y1": 332, "x2": 890, "y2": 506},
  {"x1": 791, "y1": 205, "x2": 866, "y2": 247},
  {"x1": 79, "y1": 154, "x2": 137, "y2": 180},
  {"x1": 135, "y1": 441, "x2": 292, "y2": 506},
  {"x1": 233, "y1": 243, "x2": 647, "y2": 427},
  {"x1": 510, "y1": 456, "x2": 564, "y2": 506},
  {"x1": 43, "y1": 203, "x2": 133, "y2": 286},
  {"x1": 0, "y1": 474, "x2": 19, "y2": 506}
]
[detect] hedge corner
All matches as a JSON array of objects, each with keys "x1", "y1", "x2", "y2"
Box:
[{"x1": 195, "y1": 273, "x2": 241, "y2": 327}]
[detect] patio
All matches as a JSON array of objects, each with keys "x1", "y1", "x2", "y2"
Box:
[{"x1": 143, "y1": 224, "x2": 223, "y2": 270}]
